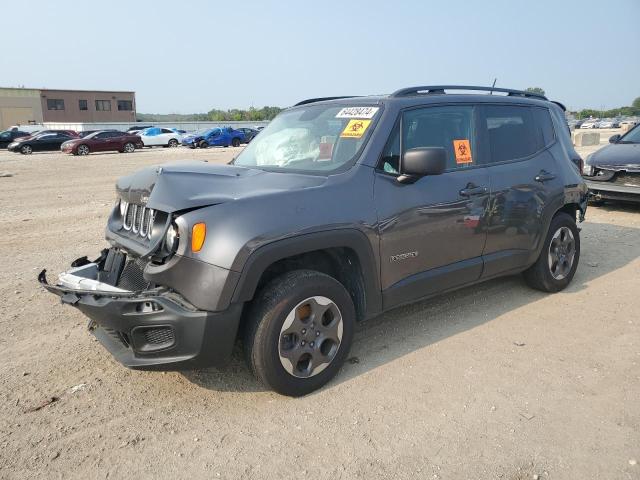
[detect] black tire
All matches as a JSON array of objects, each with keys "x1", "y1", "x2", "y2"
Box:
[
  {"x1": 122, "y1": 142, "x2": 135, "y2": 153},
  {"x1": 243, "y1": 270, "x2": 355, "y2": 397},
  {"x1": 232, "y1": 137, "x2": 241, "y2": 147},
  {"x1": 168, "y1": 138, "x2": 179, "y2": 147},
  {"x1": 20, "y1": 144, "x2": 32, "y2": 154},
  {"x1": 77, "y1": 144, "x2": 90, "y2": 156},
  {"x1": 199, "y1": 141, "x2": 209, "y2": 149},
  {"x1": 523, "y1": 212, "x2": 580, "y2": 292}
]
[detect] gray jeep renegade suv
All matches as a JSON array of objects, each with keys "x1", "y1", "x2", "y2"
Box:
[{"x1": 40, "y1": 85, "x2": 588, "y2": 396}]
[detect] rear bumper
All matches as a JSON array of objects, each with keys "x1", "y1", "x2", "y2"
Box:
[
  {"x1": 39, "y1": 265, "x2": 243, "y2": 370},
  {"x1": 585, "y1": 180, "x2": 640, "y2": 202}
]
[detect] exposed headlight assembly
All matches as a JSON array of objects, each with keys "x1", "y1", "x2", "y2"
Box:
[
  {"x1": 164, "y1": 223, "x2": 179, "y2": 254},
  {"x1": 582, "y1": 155, "x2": 594, "y2": 176}
]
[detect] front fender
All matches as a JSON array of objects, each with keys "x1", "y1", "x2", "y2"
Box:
[{"x1": 230, "y1": 229, "x2": 382, "y2": 320}]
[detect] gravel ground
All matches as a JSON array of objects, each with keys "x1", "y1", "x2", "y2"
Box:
[{"x1": 0, "y1": 139, "x2": 638, "y2": 480}]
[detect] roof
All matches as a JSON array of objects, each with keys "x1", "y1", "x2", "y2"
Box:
[{"x1": 0, "y1": 87, "x2": 135, "y2": 94}]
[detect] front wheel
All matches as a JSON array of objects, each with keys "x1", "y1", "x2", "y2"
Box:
[
  {"x1": 243, "y1": 270, "x2": 355, "y2": 396},
  {"x1": 231, "y1": 137, "x2": 241, "y2": 147},
  {"x1": 199, "y1": 141, "x2": 209, "y2": 149},
  {"x1": 122, "y1": 142, "x2": 135, "y2": 153},
  {"x1": 77, "y1": 144, "x2": 90, "y2": 156},
  {"x1": 20, "y1": 145, "x2": 33, "y2": 154},
  {"x1": 523, "y1": 212, "x2": 580, "y2": 292}
]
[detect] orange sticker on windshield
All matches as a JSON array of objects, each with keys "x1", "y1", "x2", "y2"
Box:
[
  {"x1": 340, "y1": 119, "x2": 372, "y2": 139},
  {"x1": 453, "y1": 139, "x2": 473, "y2": 164}
]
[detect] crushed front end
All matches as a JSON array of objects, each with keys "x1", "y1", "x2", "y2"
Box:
[{"x1": 39, "y1": 168, "x2": 243, "y2": 370}]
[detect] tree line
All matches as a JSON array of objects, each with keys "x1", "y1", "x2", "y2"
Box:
[
  {"x1": 526, "y1": 87, "x2": 640, "y2": 119},
  {"x1": 137, "y1": 106, "x2": 283, "y2": 123}
]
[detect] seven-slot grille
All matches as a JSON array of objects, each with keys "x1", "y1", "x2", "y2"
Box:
[{"x1": 122, "y1": 201, "x2": 155, "y2": 239}]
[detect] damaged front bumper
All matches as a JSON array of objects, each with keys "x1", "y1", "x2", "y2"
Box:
[{"x1": 38, "y1": 253, "x2": 243, "y2": 370}]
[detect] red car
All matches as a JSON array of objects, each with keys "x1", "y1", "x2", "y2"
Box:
[{"x1": 61, "y1": 131, "x2": 143, "y2": 156}]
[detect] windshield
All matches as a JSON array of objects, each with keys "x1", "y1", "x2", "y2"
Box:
[
  {"x1": 620, "y1": 125, "x2": 640, "y2": 143},
  {"x1": 234, "y1": 104, "x2": 380, "y2": 172}
]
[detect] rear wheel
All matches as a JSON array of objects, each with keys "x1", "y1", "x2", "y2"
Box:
[
  {"x1": 123, "y1": 142, "x2": 135, "y2": 153},
  {"x1": 20, "y1": 145, "x2": 32, "y2": 154},
  {"x1": 168, "y1": 138, "x2": 179, "y2": 147},
  {"x1": 232, "y1": 137, "x2": 241, "y2": 147},
  {"x1": 77, "y1": 144, "x2": 90, "y2": 156},
  {"x1": 243, "y1": 270, "x2": 355, "y2": 396},
  {"x1": 523, "y1": 212, "x2": 580, "y2": 292}
]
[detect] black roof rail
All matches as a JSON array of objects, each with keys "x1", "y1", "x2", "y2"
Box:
[
  {"x1": 390, "y1": 85, "x2": 548, "y2": 101},
  {"x1": 294, "y1": 96, "x2": 358, "y2": 106}
]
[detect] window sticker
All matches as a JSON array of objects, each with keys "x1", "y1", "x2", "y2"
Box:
[
  {"x1": 340, "y1": 119, "x2": 372, "y2": 139},
  {"x1": 453, "y1": 139, "x2": 473, "y2": 164},
  {"x1": 336, "y1": 107, "x2": 379, "y2": 119}
]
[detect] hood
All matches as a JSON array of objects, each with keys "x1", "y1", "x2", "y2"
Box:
[
  {"x1": 116, "y1": 161, "x2": 328, "y2": 213},
  {"x1": 588, "y1": 143, "x2": 640, "y2": 171}
]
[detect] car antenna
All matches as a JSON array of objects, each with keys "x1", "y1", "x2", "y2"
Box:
[{"x1": 489, "y1": 78, "x2": 497, "y2": 95}]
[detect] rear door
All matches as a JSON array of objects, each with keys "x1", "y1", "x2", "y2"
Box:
[
  {"x1": 374, "y1": 104, "x2": 491, "y2": 309},
  {"x1": 478, "y1": 104, "x2": 564, "y2": 277}
]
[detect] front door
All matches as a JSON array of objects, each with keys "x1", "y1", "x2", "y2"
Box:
[{"x1": 374, "y1": 105, "x2": 491, "y2": 309}]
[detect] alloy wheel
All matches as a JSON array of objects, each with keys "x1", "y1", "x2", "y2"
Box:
[
  {"x1": 78, "y1": 145, "x2": 89, "y2": 155},
  {"x1": 548, "y1": 226, "x2": 576, "y2": 280},
  {"x1": 124, "y1": 143, "x2": 135, "y2": 153},
  {"x1": 278, "y1": 296, "x2": 343, "y2": 378}
]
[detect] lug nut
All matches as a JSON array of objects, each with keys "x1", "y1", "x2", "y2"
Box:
[
  {"x1": 301, "y1": 341, "x2": 305, "y2": 346},
  {"x1": 316, "y1": 331, "x2": 320, "y2": 336},
  {"x1": 301, "y1": 329, "x2": 306, "y2": 335},
  {"x1": 310, "y1": 341, "x2": 315, "y2": 347}
]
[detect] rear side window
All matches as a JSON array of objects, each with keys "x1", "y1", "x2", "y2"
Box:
[
  {"x1": 533, "y1": 107, "x2": 555, "y2": 147},
  {"x1": 482, "y1": 105, "x2": 543, "y2": 163}
]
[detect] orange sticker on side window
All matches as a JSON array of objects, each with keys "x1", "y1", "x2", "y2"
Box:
[
  {"x1": 453, "y1": 139, "x2": 473, "y2": 164},
  {"x1": 340, "y1": 119, "x2": 372, "y2": 139}
]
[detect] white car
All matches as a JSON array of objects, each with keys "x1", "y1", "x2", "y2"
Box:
[
  {"x1": 138, "y1": 127, "x2": 183, "y2": 147},
  {"x1": 597, "y1": 120, "x2": 615, "y2": 128},
  {"x1": 580, "y1": 120, "x2": 599, "y2": 129}
]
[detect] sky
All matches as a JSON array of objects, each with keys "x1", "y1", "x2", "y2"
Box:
[{"x1": 1, "y1": 0, "x2": 638, "y2": 113}]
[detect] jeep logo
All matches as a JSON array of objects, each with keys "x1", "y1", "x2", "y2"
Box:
[{"x1": 390, "y1": 251, "x2": 419, "y2": 262}]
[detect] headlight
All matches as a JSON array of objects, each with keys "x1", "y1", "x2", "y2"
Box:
[
  {"x1": 582, "y1": 155, "x2": 594, "y2": 176},
  {"x1": 164, "y1": 223, "x2": 179, "y2": 254}
]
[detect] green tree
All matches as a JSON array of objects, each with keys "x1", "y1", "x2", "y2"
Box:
[
  {"x1": 632, "y1": 97, "x2": 640, "y2": 110},
  {"x1": 525, "y1": 87, "x2": 546, "y2": 96}
]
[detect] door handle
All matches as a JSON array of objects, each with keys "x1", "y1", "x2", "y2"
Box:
[
  {"x1": 459, "y1": 185, "x2": 488, "y2": 197},
  {"x1": 535, "y1": 170, "x2": 556, "y2": 182}
]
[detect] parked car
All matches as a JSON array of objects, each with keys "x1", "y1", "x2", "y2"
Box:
[
  {"x1": 181, "y1": 127, "x2": 244, "y2": 148},
  {"x1": 236, "y1": 127, "x2": 260, "y2": 143},
  {"x1": 127, "y1": 125, "x2": 154, "y2": 134},
  {"x1": 0, "y1": 129, "x2": 31, "y2": 148},
  {"x1": 79, "y1": 129, "x2": 118, "y2": 138},
  {"x1": 574, "y1": 119, "x2": 586, "y2": 129},
  {"x1": 580, "y1": 120, "x2": 599, "y2": 129},
  {"x1": 33, "y1": 129, "x2": 79, "y2": 138},
  {"x1": 7, "y1": 124, "x2": 43, "y2": 134},
  {"x1": 582, "y1": 124, "x2": 640, "y2": 202},
  {"x1": 597, "y1": 120, "x2": 616, "y2": 129},
  {"x1": 7, "y1": 131, "x2": 76, "y2": 154},
  {"x1": 138, "y1": 127, "x2": 183, "y2": 147},
  {"x1": 60, "y1": 131, "x2": 143, "y2": 155},
  {"x1": 40, "y1": 85, "x2": 587, "y2": 396}
]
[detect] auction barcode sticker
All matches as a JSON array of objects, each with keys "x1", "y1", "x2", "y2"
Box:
[{"x1": 336, "y1": 107, "x2": 379, "y2": 119}]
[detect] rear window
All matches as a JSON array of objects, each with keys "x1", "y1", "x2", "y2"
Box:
[{"x1": 482, "y1": 105, "x2": 545, "y2": 163}]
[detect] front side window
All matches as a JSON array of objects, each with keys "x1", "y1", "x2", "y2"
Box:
[
  {"x1": 118, "y1": 100, "x2": 133, "y2": 111},
  {"x1": 0, "y1": 131, "x2": 10, "y2": 140},
  {"x1": 95, "y1": 100, "x2": 111, "y2": 111},
  {"x1": 399, "y1": 105, "x2": 475, "y2": 172},
  {"x1": 47, "y1": 99, "x2": 65, "y2": 110},
  {"x1": 482, "y1": 105, "x2": 543, "y2": 163},
  {"x1": 234, "y1": 104, "x2": 380, "y2": 172},
  {"x1": 79, "y1": 99, "x2": 88, "y2": 110}
]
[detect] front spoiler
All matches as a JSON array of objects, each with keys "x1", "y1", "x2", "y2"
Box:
[{"x1": 38, "y1": 266, "x2": 243, "y2": 370}]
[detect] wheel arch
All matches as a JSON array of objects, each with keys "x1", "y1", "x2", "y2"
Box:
[{"x1": 231, "y1": 229, "x2": 382, "y2": 321}]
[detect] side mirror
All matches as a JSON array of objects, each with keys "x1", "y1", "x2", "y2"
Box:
[
  {"x1": 398, "y1": 147, "x2": 447, "y2": 184},
  {"x1": 609, "y1": 134, "x2": 621, "y2": 144}
]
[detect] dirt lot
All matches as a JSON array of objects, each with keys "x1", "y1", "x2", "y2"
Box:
[{"x1": 0, "y1": 140, "x2": 638, "y2": 480}]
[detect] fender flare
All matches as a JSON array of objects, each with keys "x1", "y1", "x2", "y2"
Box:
[{"x1": 230, "y1": 229, "x2": 382, "y2": 319}]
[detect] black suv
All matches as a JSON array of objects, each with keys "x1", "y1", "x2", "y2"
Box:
[{"x1": 40, "y1": 86, "x2": 588, "y2": 396}]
